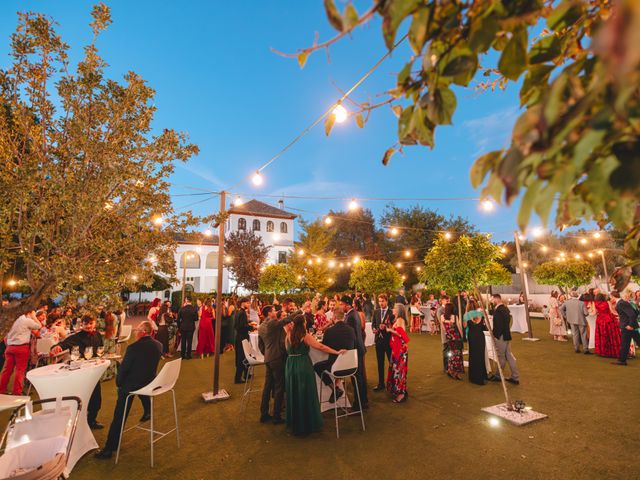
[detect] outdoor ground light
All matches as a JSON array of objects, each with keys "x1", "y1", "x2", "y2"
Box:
[{"x1": 488, "y1": 417, "x2": 500, "y2": 427}]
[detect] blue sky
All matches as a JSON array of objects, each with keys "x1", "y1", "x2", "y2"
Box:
[{"x1": 0, "y1": 1, "x2": 529, "y2": 241}]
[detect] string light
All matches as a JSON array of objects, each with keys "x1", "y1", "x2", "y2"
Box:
[
  {"x1": 579, "y1": 238, "x2": 587, "y2": 245},
  {"x1": 328, "y1": 260, "x2": 336, "y2": 268},
  {"x1": 531, "y1": 227, "x2": 544, "y2": 238},
  {"x1": 353, "y1": 256, "x2": 361, "y2": 264},
  {"x1": 593, "y1": 232, "x2": 601, "y2": 239},
  {"x1": 153, "y1": 216, "x2": 164, "y2": 226},
  {"x1": 541, "y1": 246, "x2": 548, "y2": 253},
  {"x1": 348, "y1": 199, "x2": 359, "y2": 211},
  {"x1": 403, "y1": 250, "x2": 412, "y2": 258},
  {"x1": 315, "y1": 257, "x2": 322, "y2": 264},
  {"x1": 327, "y1": 277, "x2": 334, "y2": 283},
  {"x1": 260, "y1": 266, "x2": 266, "y2": 272},
  {"x1": 522, "y1": 262, "x2": 529, "y2": 268},
  {"x1": 252, "y1": 171, "x2": 263, "y2": 186},
  {"x1": 332, "y1": 104, "x2": 348, "y2": 123},
  {"x1": 480, "y1": 199, "x2": 495, "y2": 212},
  {"x1": 234, "y1": 197, "x2": 244, "y2": 207},
  {"x1": 500, "y1": 246, "x2": 507, "y2": 254},
  {"x1": 339, "y1": 262, "x2": 345, "y2": 268},
  {"x1": 587, "y1": 252, "x2": 594, "y2": 258},
  {"x1": 7, "y1": 279, "x2": 17, "y2": 287},
  {"x1": 560, "y1": 252, "x2": 566, "y2": 258},
  {"x1": 401, "y1": 274, "x2": 407, "y2": 281},
  {"x1": 307, "y1": 259, "x2": 313, "y2": 266},
  {"x1": 224, "y1": 255, "x2": 232, "y2": 263},
  {"x1": 273, "y1": 233, "x2": 281, "y2": 241},
  {"x1": 297, "y1": 275, "x2": 302, "y2": 281},
  {"x1": 131, "y1": 275, "x2": 138, "y2": 281},
  {"x1": 390, "y1": 227, "x2": 399, "y2": 236},
  {"x1": 574, "y1": 253, "x2": 582, "y2": 259},
  {"x1": 396, "y1": 262, "x2": 402, "y2": 269},
  {"x1": 415, "y1": 266, "x2": 422, "y2": 272},
  {"x1": 444, "y1": 232, "x2": 452, "y2": 240},
  {"x1": 324, "y1": 216, "x2": 333, "y2": 225},
  {"x1": 597, "y1": 249, "x2": 604, "y2": 255},
  {"x1": 78, "y1": 275, "x2": 84, "y2": 280},
  {"x1": 347, "y1": 262, "x2": 352, "y2": 267},
  {"x1": 297, "y1": 249, "x2": 305, "y2": 256},
  {"x1": 204, "y1": 229, "x2": 213, "y2": 237}
]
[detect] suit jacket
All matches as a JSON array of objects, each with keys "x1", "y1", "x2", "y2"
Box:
[
  {"x1": 616, "y1": 300, "x2": 639, "y2": 330},
  {"x1": 371, "y1": 307, "x2": 394, "y2": 345},
  {"x1": 177, "y1": 304, "x2": 198, "y2": 332},
  {"x1": 492, "y1": 304, "x2": 512, "y2": 341},
  {"x1": 322, "y1": 322, "x2": 356, "y2": 366},
  {"x1": 58, "y1": 330, "x2": 103, "y2": 356},
  {"x1": 234, "y1": 308, "x2": 252, "y2": 343},
  {"x1": 258, "y1": 316, "x2": 292, "y2": 363},
  {"x1": 116, "y1": 336, "x2": 163, "y2": 392},
  {"x1": 344, "y1": 308, "x2": 365, "y2": 355},
  {"x1": 560, "y1": 298, "x2": 588, "y2": 325}
]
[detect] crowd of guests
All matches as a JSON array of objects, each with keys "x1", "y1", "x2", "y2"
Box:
[{"x1": 544, "y1": 288, "x2": 640, "y2": 365}]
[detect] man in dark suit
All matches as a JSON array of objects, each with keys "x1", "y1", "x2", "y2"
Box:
[
  {"x1": 95, "y1": 321, "x2": 163, "y2": 459},
  {"x1": 611, "y1": 291, "x2": 640, "y2": 366},
  {"x1": 489, "y1": 294, "x2": 519, "y2": 384},
  {"x1": 234, "y1": 297, "x2": 252, "y2": 383},
  {"x1": 341, "y1": 295, "x2": 368, "y2": 410},
  {"x1": 372, "y1": 294, "x2": 394, "y2": 391},
  {"x1": 258, "y1": 305, "x2": 292, "y2": 424},
  {"x1": 177, "y1": 297, "x2": 198, "y2": 359},
  {"x1": 313, "y1": 313, "x2": 356, "y2": 403}
]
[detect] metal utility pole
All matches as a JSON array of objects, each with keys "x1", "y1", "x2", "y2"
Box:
[
  {"x1": 180, "y1": 254, "x2": 188, "y2": 306},
  {"x1": 514, "y1": 231, "x2": 538, "y2": 341},
  {"x1": 204, "y1": 190, "x2": 229, "y2": 402}
]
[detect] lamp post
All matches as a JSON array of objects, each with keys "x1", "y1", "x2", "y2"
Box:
[
  {"x1": 514, "y1": 231, "x2": 538, "y2": 341},
  {"x1": 598, "y1": 250, "x2": 609, "y2": 292}
]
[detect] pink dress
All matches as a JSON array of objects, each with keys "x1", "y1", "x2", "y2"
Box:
[{"x1": 196, "y1": 306, "x2": 215, "y2": 355}]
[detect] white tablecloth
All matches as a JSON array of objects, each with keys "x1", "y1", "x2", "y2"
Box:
[
  {"x1": 507, "y1": 305, "x2": 528, "y2": 333},
  {"x1": 26, "y1": 360, "x2": 108, "y2": 476},
  {"x1": 586, "y1": 314, "x2": 596, "y2": 350}
]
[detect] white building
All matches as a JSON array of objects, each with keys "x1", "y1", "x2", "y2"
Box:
[{"x1": 131, "y1": 199, "x2": 296, "y2": 301}]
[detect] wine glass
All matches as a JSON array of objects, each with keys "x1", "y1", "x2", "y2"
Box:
[
  {"x1": 96, "y1": 346, "x2": 104, "y2": 358},
  {"x1": 83, "y1": 348, "x2": 93, "y2": 360},
  {"x1": 70, "y1": 346, "x2": 80, "y2": 362}
]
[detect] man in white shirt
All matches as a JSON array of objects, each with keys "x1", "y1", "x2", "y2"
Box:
[
  {"x1": 0, "y1": 310, "x2": 45, "y2": 395},
  {"x1": 325, "y1": 299, "x2": 337, "y2": 324}
]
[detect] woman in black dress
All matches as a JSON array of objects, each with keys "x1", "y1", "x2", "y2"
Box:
[{"x1": 464, "y1": 300, "x2": 487, "y2": 385}]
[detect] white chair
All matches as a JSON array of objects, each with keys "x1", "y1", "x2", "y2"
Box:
[
  {"x1": 118, "y1": 325, "x2": 133, "y2": 343},
  {"x1": 240, "y1": 339, "x2": 264, "y2": 412},
  {"x1": 115, "y1": 358, "x2": 181, "y2": 467},
  {"x1": 319, "y1": 349, "x2": 366, "y2": 438}
]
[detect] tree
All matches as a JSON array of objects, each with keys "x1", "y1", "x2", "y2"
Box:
[
  {"x1": 349, "y1": 260, "x2": 402, "y2": 295},
  {"x1": 479, "y1": 261, "x2": 513, "y2": 287},
  {"x1": 533, "y1": 259, "x2": 596, "y2": 291},
  {"x1": 380, "y1": 205, "x2": 476, "y2": 285},
  {"x1": 259, "y1": 264, "x2": 297, "y2": 295},
  {"x1": 0, "y1": 5, "x2": 199, "y2": 329},
  {"x1": 225, "y1": 231, "x2": 270, "y2": 292},
  {"x1": 288, "y1": 219, "x2": 334, "y2": 292},
  {"x1": 292, "y1": 1, "x2": 640, "y2": 267}
]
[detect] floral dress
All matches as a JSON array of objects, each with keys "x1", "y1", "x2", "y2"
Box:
[
  {"x1": 444, "y1": 319, "x2": 464, "y2": 376},
  {"x1": 386, "y1": 326, "x2": 409, "y2": 396},
  {"x1": 549, "y1": 297, "x2": 565, "y2": 336},
  {"x1": 595, "y1": 300, "x2": 621, "y2": 357}
]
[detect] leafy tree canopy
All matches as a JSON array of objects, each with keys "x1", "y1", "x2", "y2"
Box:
[
  {"x1": 225, "y1": 231, "x2": 270, "y2": 292},
  {"x1": 258, "y1": 264, "x2": 297, "y2": 295},
  {"x1": 349, "y1": 259, "x2": 402, "y2": 294},
  {"x1": 288, "y1": 219, "x2": 335, "y2": 292},
  {"x1": 479, "y1": 261, "x2": 513, "y2": 287},
  {"x1": 533, "y1": 259, "x2": 596, "y2": 288}
]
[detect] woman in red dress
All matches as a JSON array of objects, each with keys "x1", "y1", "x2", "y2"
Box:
[
  {"x1": 387, "y1": 304, "x2": 409, "y2": 403},
  {"x1": 196, "y1": 297, "x2": 216, "y2": 358},
  {"x1": 594, "y1": 293, "x2": 621, "y2": 358}
]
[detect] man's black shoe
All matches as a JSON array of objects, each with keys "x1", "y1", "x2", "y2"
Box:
[
  {"x1": 373, "y1": 384, "x2": 385, "y2": 391},
  {"x1": 328, "y1": 388, "x2": 344, "y2": 404},
  {"x1": 611, "y1": 361, "x2": 627, "y2": 366},
  {"x1": 488, "y1": 375, "x2": 501, "y2": 382},
  {"x1": 584, "y1": 350, "x2": 592, "y2": 355},
  {"x1": 575, "y1": 349, "x2": 581, "y2": 353},
  {"x1": 272, "y1": 417, "x2": 285, "y2": 425},
  {"x1": 94, "y1": 449, "x2": 113, "y2": 460},
  {"x1": 506, "y1": 378, "x2": 520, "y2": 385},
  {"x1": 260, "y1": 414, "x2": 273, "y2": 423},
  {"x1": 140, "y1": 413, "x2": 151, "y2": 423},
  {"x1": 89, "y1": 422, "x2": 104, "y2": 430}
]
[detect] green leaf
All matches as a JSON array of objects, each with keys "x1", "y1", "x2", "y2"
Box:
[
  {"x1": 498, "y1": 28, "x2": 528, "y2": 81},
  {"x1": 517, "y1": 179, "x2": 542, "y2": 230},
  {"x1": 470, "y1": 150, "x2": 502, "y2": 188},
  {"x1": 324, "y1": 115, "x2": 335, "y2": 136},
  {"x1": 408, "y1": 7, "x2": 431, "y2": 54},
  {"x1": 398, "y1": 106, "x2": 416, "y2": 145},
  {"x1": 442, "y1": 53, "x2": 476, "y2": 77},
  {"x1": 533, "y1": 183, "x2": 556, "y2": 225},
  {"x1": 529, "y1": 35, "x2": 561, "y2": 64},
  {"x1": 397, "y1": 61, "x2": 412, "y2": 88},
  {"x1": 382, "y1": 0, "x2": 421, "y2": 49},
  {"x1": 412, "y1": 106, "x2": 435, "y2": 147},
  {"x1": 543, "y1": 73, "x2": 568, "y2": 125},
  {"x1": 424, "y1": 86, "x2": 457, "y2": 125},
  {"x1": 344, "y1": 3, "x2": 359, "y2": 30},
  {"x1": 324, "y1": 0, "x2": 344, "y2": 32},
  {"x1": 297, "y1": 52, "x2": 308, "y2": 69},
  {"x1": 547, "y1": 0, "x2": 584, "y2": 32},
  {"x1": 382, "y1": 147, "x2": 396, "y2": 166},
  {"x1": 520, "y1": 64, "x2": 554, "y2": 107},
  {"x1": 468, "y1": 15, "x2": 499, "y2": 53},
  {"x1": 355, "y1": 113, "x2": 364, "y2": 128}
]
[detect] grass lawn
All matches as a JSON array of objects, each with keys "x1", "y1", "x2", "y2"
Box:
[{"x1": 64, "y1": 318, "x2": 637, "y2": 480}]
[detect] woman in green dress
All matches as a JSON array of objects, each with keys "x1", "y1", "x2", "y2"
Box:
[{"x1": 285, "y1": 314, "x2": 345, "y2": 436}]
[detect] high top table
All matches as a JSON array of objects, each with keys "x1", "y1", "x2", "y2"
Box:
[{"x1": 26, "y1": 359, "x2": 108, "y2": 476}]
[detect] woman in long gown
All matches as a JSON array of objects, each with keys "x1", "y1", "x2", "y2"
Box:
[
  {"x1": 464, "y1": 301, "x2": 487, "y2": 385},
  {"x1": 409, "y1": 294, "x2": 422, "y2": 333},
  {"x1": 156, "y1": 302, "x2": 172, "y2": 358},
  {"x1": 441, "y1": 303, "x2": 464, "y2": 380},
  {"x1": 285, "y1": 314, "x2": 345, "y2": 436},
  {"x1": 594, "y1": 293, "x2": 621, "y2": 357},
  {"x1": 196, "y1": 297, "x2": 215, "y2": 357},
  {"x1": 387, "y1": 304, "x2": 409, "y2": 403},
  {"x1": 549, "y1": 291, "x2": 567, "y2": 341}
]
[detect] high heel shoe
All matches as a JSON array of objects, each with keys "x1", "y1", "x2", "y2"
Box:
[{"x1": 393, "y1": 394, "x2": 407, "y2": 403}]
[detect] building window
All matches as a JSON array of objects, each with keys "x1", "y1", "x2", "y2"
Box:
[
  {"x1": 238, "y1": 218, "x2": 246, "y2": 231},
  {"x1": 253, "y1": 219, "x2": 261, "y2": 231},
  {"x1": 179, "y1": 251, "x2": 201, "y2": 269},
  {"x1": 280, "y1": 222, "x2": 288, "y2": 234},
  {"x1": 205, "y1": 252, "x2": 219, "y2": 269},
  {"x1": 266, "y1": 221, "x2": 274, "y2": 232},
  {"x1": 278, "y1": 251, "x2": 287, "y2": 264}
]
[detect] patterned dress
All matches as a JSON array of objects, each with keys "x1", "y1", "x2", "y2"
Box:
[
  {"x1": 549, "y1": 297, "x2": 565, "y2": 336},
  {"x1": 595, "y1": 300, "x2": 621, "y2": 357},
  {"x1": 386, "y1": 326, "x2": 409, "y2": 396},
  {"x1": 444, "y1": 320, "x2": 464, "y2": 376}
]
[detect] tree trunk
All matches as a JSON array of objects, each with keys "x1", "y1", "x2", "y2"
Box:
[{"x1": 0, "y1": 282, "x2": 53, "y2": 337}]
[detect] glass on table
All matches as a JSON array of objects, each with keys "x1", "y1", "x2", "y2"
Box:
[
  {"x1": 96, "y1": 346, "x2": 104, "y2": 358},
  {"x1": 83, "y1": 348, "x2": 93, "y2": 360},
  {"x1": 70, "y1": 346, "x2": 80, "y2": 362}
]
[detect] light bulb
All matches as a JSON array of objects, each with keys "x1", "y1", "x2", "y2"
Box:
[
  {"x1": 153, "y1": 216, "x2": 163, "y2": 226},
  {"x1": 252, "y1": 171, "x2": 263, "y2": 186},
  {"x1": 324, "y1": 216, "x2": 333, "y2": 225},
  {"x1": 328, "y1": 278, "x2": 334, "y2": 283},
  {"x1": 260, "y1": 266, "x2": 266, "y2": 272},
  {"x1": 404, "y1": 250, "x2": 412, "y2": 258},
  {"x1": 480, "y1": 199, "x2": 495, "y2": 212},
  {"x1": 339, "y1": 263, "x2": 344, "y2": 268},
  {"x1": 297, "y1": 275, "x2": 302, "y2": 281},
  {"x1": 225, "y1": 255, "x2": 232, "y2": 263},
  {"x1": 131, "y1": 275, "x2": 138, "y2": 281},
  {"x1": 7, "y1": 279, "x2": 16, "y2": 287},
  {"x1": 541, "y1": 246, "x2": 548, "y2": 253},
  {"x1": 273, "y1": 233, "x2": 281, "y2": 241},
  {"x1": 531, "y1": 227, "x2": 544, "y2": 238},
  {"x1": 401, "y1": 275, "x2": 407, "y2": 280},
  {"x1": 348, "y1": 199, "x2": 359, "y2": 211},
  {"x1": 347, "y1": 262, "x2": 352, "y2": 267},
  {"x1": 444, "y1": 232, "x2": 452, "y2": 240},
  {"x1": 500, "y1": 247, "x2": 507, "y2": 254},
  {"x1": 518, "y1": 233, "x2": 526, "y2": 241},
  {"x1": 315, "y1": 257, "x2": 322, "y2": 264},
  {"x1": 204, "y1": 229, "x2": 213, "y2": 237},
  {"x1": 328, "y1": 260, "x2": 336, "y2": 268},
  {"x1": 488, "y1": 417, "x2": 500, "y2": 428},
  {"x1": 560, "y1": 252, "x2": 566, "y2": 257},
  {"x1": 396, "y1": 262, "x2": 402, "y2": 269},
  {"x1": 298, "y1": 249, "x2": 305, "y2": 256},
  {"x1": 353, "y1": 256, "x2": 360, "y2": 264},
  {"x1": 574, "y1": 254, "x2": 581, "y2": 259},
  {"x1": 415, "y1": 266, "x2": 422, "y2": 272},
  {"x1": 390, "y1": 227, "x2": 399, "y2": 236},
  {"x1": 307, "y1": 259, "x2": 313, "y2": 266},
  {"x1": 597, "y1": 249, "x2": 604, "y2": 255},
  {"x1": 234, "y1": 197, "x2": 244, "y2": 207},
  {"x1": 588, "y1": 252, "x2": 594, "y2": 258},
  {"x1": 593, "y1": 232, "x2": 601, "y2": 239},
  {"x1": 522, "y1": 262, "x2": 528, "y2": 268},
  {"x1": 332, "y1": 104, "x2": 348, "y2": 123},
  {"x1": 579, "y1": 238, "x2": 587, "y2": 245}
]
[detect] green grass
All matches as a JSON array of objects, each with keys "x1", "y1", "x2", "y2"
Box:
[{"x1": 61, "y1": 318, "x2": 639, "y2": 479}]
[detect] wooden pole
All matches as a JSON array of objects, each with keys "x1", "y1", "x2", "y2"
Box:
[
  {"x1": 474, "y1": 281, "x2": 513, "y2": 409},
  {"x1": 600, "y1": 250, "x2": 609, "y2": 292},
  {"x1": 514, "y1": 231, "x2": 535, "y2": 339},
  {"x1": 213, "y1": 191, "x2": 226, "y2": 395},
  {"x1": 180, "y1": 253, "x2": 187, "y2": 306}
]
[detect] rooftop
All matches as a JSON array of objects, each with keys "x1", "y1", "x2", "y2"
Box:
[{"x1": 228, "y1": 199, "x2": 297, "y2": 220}]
